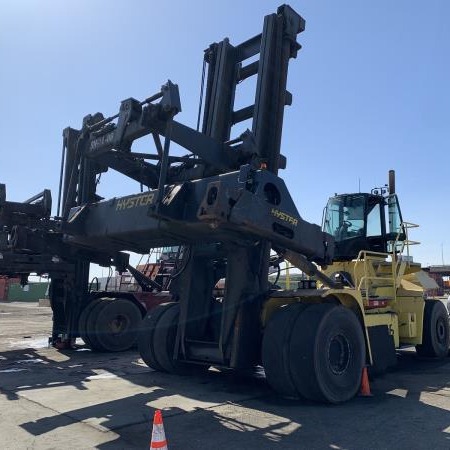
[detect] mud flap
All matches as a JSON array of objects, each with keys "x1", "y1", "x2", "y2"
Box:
[{"x1": 368, "y1": 325, "x2": 397, "y2": 375}]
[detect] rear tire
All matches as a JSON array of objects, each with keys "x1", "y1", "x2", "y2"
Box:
[
  {"x1": 262, "y1": 303, "x2": 309, "y2": 398},
  {"x1": 416, "y1": 300, "x2": 449, "y2": 358},
  {"x1": 289, "y1": 304, "x2": 365, "y2": 403}
]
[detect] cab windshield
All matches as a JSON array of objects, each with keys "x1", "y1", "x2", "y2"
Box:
[{"x1": 323, "y1": 195, "x2": 365, "y2": 242}]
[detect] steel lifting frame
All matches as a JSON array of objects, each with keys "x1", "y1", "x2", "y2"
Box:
[
  {"x1": 60, "y1": 6, "x2": 329, "y2": 367},
  {"x1": 0, "y1": 6, "x2": 334, "y2": 359}
]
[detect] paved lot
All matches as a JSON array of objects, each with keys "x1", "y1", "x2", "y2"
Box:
[{"x1": 1, "y1": 302, "x2": 450, "y2": 449}]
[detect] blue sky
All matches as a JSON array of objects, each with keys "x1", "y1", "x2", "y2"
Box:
[{"x1": 1, "y1": 0, "x2": 449, "y2": 267}]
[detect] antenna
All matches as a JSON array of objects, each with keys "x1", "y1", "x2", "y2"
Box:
[{"x1": 358, "y1": 178, "x2": 361, "y2": 193}]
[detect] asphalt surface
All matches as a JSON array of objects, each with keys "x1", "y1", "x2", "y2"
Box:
[{"x1": 1, "y1": 302, "x2": 450, "y2": 449}]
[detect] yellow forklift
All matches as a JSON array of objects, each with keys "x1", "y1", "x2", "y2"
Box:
[{"x1": 262, "y1": 170, "x2": 449, "y2": 403}]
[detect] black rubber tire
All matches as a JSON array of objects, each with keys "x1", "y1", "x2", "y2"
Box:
[
  {"x1": 262, "y1": 303, "x2": 309, "y2": 398},
  {"x1": 153, "y1": 303, "x2": 193, "y2": 374},
  {"x1": 138, "y1": 303, "x2": 177, "y2": 371},
  {"x1": 416, "y1": 300, "x2": 449, "y2": 358},
  {"x1": 289, "y1": 304, "x2": 365, "y2": 404},
  {"x1": 78, "y1": 298, "x2": 106, "y2": 349},
  {"x1": 94, "y1": 298, "x2": 143, "y2": 352},
  {"x1": 85, "y1": 299, "x2": 112, "y2": 351}
]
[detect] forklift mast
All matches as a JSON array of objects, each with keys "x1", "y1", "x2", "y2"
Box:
[
  {"x1": 54, "y1": 5, "x2": 334, "y2": 366},
  {"x1": 0, "y1": 5, "x2": 333, "y2": 360}
]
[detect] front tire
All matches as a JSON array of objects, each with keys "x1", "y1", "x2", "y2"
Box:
[
  {"x1": 152, "y1": 304, "x2": 188, "y2": 373},
  {"x1": 138, "y1": 302, "x2": 207, "y2": 374},
  {"x1": 289, "y1": 304, "x2": 365, "y2": 403},
  {"x1": 138, "y1": 303, "x2": 177, "y2": 371},
  {"x1": 262, "y1": 303, "x2": 309, "y2": 398}
]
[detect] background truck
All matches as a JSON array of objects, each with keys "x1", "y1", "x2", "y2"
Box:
[{"x1": 0, "y1": 4, "x2": 447, "y2": 403}]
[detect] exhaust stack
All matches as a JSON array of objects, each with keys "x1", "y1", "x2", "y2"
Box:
[{"x1": 389, "y1": 170, "x2": 395, "y2": 194}]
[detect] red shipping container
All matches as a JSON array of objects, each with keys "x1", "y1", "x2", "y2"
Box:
[{"x1": 0, "y1": 277, "x2": 8, "y2": 301}]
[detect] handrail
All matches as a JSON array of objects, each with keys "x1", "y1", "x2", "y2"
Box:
[
  {"x1": 353, "y1": 221, "x2": 421, "y2": 307},
  {"x1": 390, "y1": 221, "x2": 420, "y2": 284},
  {"x1": 353, "y1": 250, "x2": 391, "y2": 306}
]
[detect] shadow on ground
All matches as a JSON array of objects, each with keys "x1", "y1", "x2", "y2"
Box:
[{"x1": 2, "y1": 345, "x2": 450, "y2": 449}]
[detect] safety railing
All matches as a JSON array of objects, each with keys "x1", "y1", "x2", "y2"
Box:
[{"x1": 389, "y1": 222, "x2": 420, "y2": 287}]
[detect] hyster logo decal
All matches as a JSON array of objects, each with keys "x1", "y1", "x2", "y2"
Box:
[
  {"x1": 116, "y1": 192, "x2": 156, "y2": 211},
  {"x1": 90, "y1": 131, "x2": 115, "y2": 151},
  {"x1": 271, "y1": 208, "x2": 298, "y2": 226}
]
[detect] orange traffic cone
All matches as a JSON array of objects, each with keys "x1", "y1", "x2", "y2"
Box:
[
  {"x1": 150, "y1": 409, "x2": 168, "y2": 449},
  {"x1": 359, "y1": 366, "x2": 373, "y2": 397}
]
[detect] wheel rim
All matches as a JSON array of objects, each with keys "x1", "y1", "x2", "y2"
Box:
[
  {"x1": 108, "y1": 314, "x2": 130, "y2": 335},
  {"x1": 328, "y1": 333, "x2": 351, "y2": 375},
  {"x1": 94, "y1": 300, "x2": 142, "y2": 352},
  {"x1": 436, "y1": 317, "x2": 447, "y2": 344}
]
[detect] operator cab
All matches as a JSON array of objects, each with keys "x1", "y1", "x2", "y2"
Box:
[{"x1": 322, "y1": 188, "x2": 404, "y2": 261}]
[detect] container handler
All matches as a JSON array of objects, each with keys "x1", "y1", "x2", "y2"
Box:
[{"x1": 0, "y1": 5, "x2": 447, "y2": 403}]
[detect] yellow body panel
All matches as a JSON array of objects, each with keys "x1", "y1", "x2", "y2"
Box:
[
  {"x1": 395, "y1": 294, "x2": 425, "y2": 345},
  {"x1": 261, "y1": 251, "x2": 429, "y2": 365}
]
